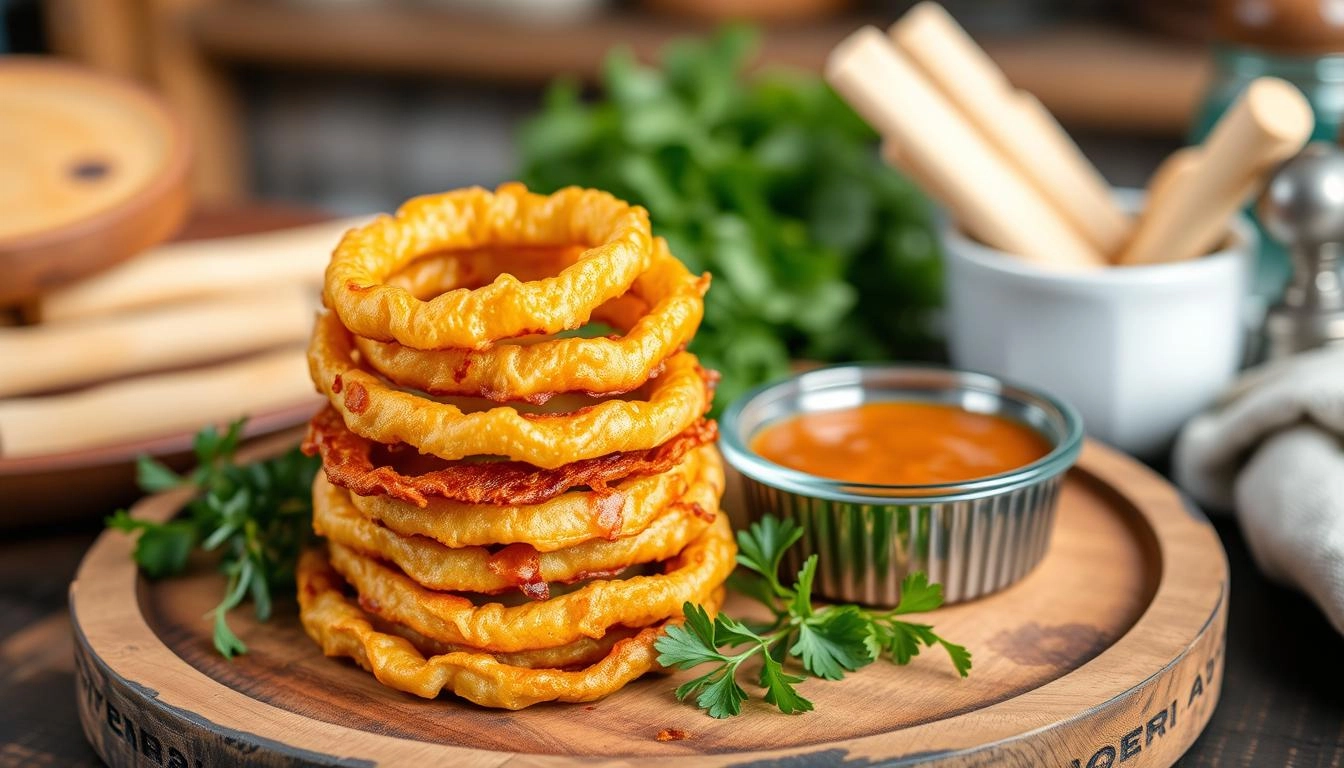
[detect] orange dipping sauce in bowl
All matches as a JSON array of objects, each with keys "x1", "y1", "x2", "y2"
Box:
[{"x1": 750, "y1": 401, "x2": 1051, "y2": 486}]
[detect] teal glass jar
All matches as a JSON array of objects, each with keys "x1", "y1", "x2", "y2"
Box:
[{"x1": 1192, "y1": 2, "x2": 1344, "y2": 330}]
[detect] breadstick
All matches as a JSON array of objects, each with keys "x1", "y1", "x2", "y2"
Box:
[
  {"x1": 1143, "y1": 146, "x2": 1202, "y2": 213},
  {"x1": 880, "y1": 140, "x2": 951, "y2": 208},
  {"x1": 827, "y1": 27, "x2": 1104, "y2": 268},
  {"x1": 0, "y1": 287, "x2": 315, "y2": 398},
  {"x1": 890, "y1": 2, "x2": 1130, "y2": 258},
  {"x1": 0, "y1": 346, "x2": 318, "y2": 458},
  {"x1": 1119, "y1": 78, "x2": 1312, "y2": 265},
  {"x1": 33, "y1": 217, "x2": 365, "y2": 323}
]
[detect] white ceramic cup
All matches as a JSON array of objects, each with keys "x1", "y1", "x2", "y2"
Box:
[{"x1": 941, "y1": 189, "x2": 1255, "y2": 460}]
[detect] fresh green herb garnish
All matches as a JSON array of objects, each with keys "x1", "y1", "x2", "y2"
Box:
[
  {"x1": 106, "y1": 419, "x2": 320, "y2": 658},
  {"x1": 655, "y1": 515, "x2": 971, "y2": 718},
  {"x1": 519, "y1": 27, "x2": 943, "y2": 412}
]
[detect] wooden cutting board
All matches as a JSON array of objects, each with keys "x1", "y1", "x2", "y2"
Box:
[
  {"x1": 0, "y1": 57, "x2": 190, "y2": 305},
  {"x1": 70, "y1": 437, "x2": 1228, "y2": 767}
]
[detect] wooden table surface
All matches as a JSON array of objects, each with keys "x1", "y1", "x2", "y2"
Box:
[{"x1": 1, "y1": 208, "x2": 1342, "y2": 767}]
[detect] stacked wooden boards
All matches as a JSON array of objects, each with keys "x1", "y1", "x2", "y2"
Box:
[{"x1": 70, "y1": 437, "x2": 1227, "y2": 767}]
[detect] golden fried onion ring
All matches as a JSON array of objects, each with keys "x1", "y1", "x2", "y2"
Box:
[
  {"x1": 356, "y1": 239, "x2": 708, "y2": 403},
  {"x1": 313, "y1": 453, "x2": 722, "y2": 598},
  {"x1": 326, "y1": 513, "x2": 735, "y2": 652},
  {"x1": 390, "y1": 250, "x2": 652, "y2": 344},
  {"x1": 302, "y1": 406, "x2": 717, "y2": 507},
  {"x1": 345, "y1": 445, "x2": 720, "y2": 553},
  {"x1": 309, "y1": 309, "x2": 712, "y2": 466},
  {"x1": 325, "y1": 184, "x2": 654, "y2": 350},
  {"x1": 298, "y1": 548, "x2": 725, "y2": 709},
  {"x1": 384, "y1": 245, "x2": 654, "y2": 335},
  {"x1": 386, "y1": 244, "x2": 589, "y2": 299},
  {"x1": 371, "y1": 615, "x2": 642, "y2": 670}
]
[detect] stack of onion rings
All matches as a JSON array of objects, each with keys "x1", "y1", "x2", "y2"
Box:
[
  {"x1": 355, "y1": 240, "x2": 708, "y2": 403},
  {"x1": 298, "y1": 184, "x2": 733, "y2": 709},
  {"x1": 298, "y1": 550, "x2": 726, "y2": 709}
]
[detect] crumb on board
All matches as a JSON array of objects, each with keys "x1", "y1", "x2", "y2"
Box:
[{"x1": 656, "y1": 728, "x2": 691, "y2": 742}]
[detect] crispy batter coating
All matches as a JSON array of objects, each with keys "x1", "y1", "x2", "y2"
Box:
[
  {"x1": 356, "y1": 238, "x2": 707, "y2": 403},
  {"x1": 302, "y1": 406, "x2": 718, "y2": 507},
  {"x1": 298, "y1": 548, "x2": 726, "y2": 709},
  {"x1": 346, "y1": 444, "x2": 721, "y2": 557},
  {"x1": 312, "y1": 453, "x2": 722, "y2": 597},
  {"x1": 308, "y1": 309, "x2": 713, "y2": 466},
  {"x1": 386, "y1": 244, "x2": 589, "y2": 298},
  {"x1": 324, "y1": 184, "x2": 654, "y2": 350},
  {"x1": 300, "y1": 182, "x2": 734, "y2": 710},
  {"x1": 371, "y1": 615, "x2": 642, "y2": 669},
  {"x1": 326, "y1": 513, "x2": 735, "y2": 653},
  {"x1": 344, "y1": 445, "x2": 719, "y2": 552},
  {"x1": 386, "y1": 246, "x2": 650, "y2": 326}
]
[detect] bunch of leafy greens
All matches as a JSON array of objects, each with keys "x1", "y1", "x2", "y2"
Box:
[
  {"x1": 106, "y1": 419, "x2": 320, "y2": 658},
  {"x1": 655, "y1": 516, "x2": 971, "y2": 718},
  {"x1": 518, "y1": 27, "x2": 942, "y2": 411}
]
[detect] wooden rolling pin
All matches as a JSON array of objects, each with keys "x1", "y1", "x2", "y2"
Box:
[
  {"x1": 31, "y1": 216, "x2": 365, "y2": 324},
  {"x1": 0, "y1": 346, "x2": 318, "y2": 458},
  {"x1": 1119, "y1": 78, "x2": 1313, "y2": 265},
  {"x1": 0, "y1": 287, "x2": 315, "y2": 398},
  {"x1": 827, "y1": 27, "x2": 1105, "y2": 269},
  {"x1": 890, "y1": 2, "x2": 1130, "y2": 258}
]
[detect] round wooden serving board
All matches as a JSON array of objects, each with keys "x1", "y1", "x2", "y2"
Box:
[
  {"x1": 70, "y1": 437, "x2": 1228, "y2": 768},
  {"x1": 0, "y1": 57, "x2": 190, "y2": 305}
]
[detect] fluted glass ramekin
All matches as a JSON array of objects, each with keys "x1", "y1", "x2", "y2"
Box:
[{"x1": 719, "y1": 364, "x2": 1084, "y2": 605}]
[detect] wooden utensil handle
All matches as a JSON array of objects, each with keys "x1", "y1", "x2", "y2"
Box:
[
  {"x1": 890, "y1": 2, "x2": 1131, "y2": 258},
  {"x1": 33, "y1": 217, "x2": 364, "y2": 323},
  {"x1": 827, "y1": 27, "x2": 1104, "y2": 269},
  {"x1": 1120, "y1": 78, "x2": 1312, "y2": 265},
  {"x1": 881, "y1": 140, "x2": 951, "y2": 206},
  {"x1": 0, "y1": 347, "x2": 318, "y2": 458},
  {"x1": 0, "y1": 287, "x2": 315, "y2": 398}
]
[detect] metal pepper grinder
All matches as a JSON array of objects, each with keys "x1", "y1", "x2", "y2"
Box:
[{"x1": 1256, "y1": 142, "x2": 1344, "y2": 360}]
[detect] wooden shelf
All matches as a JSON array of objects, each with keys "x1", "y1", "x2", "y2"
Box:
[
  {"x1": 49, "y1": 1, "x2": 1207, "y2": 200},
  {"x1": 986, "y1": 24, "x2": 1210, "y2": 135},
  {"x1": 188, "y1": 4, "x2": 856, "y2": 83},
  {"x1": 186, "y1": 2, "x2": 1209, "y2": 135}
]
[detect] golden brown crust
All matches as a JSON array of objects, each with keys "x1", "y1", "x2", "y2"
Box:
[
  {"x1": 312, "y1": 452, "x2": 723, "y2": 597},
  {"x1": 385, "y1": 244, "x2": 590, "y2": 299},
  {"x1": 308, "y1": 308, "x2": 712, "y2": 467},
  {"x1": 299, "y1": 182, "x2": 732, "y2": 710},
  {"x1": 343, "y1": 445, "x2": 722, "y2": 554},
  {"x1": 371, "y1": 615, "x2": 642, "y2": 670},
  {"x1": 325, "y1": 513, "x2": 736, "y2": 653},
  {"x1": 356, "y1": 239, "x2": 707, "y2": 403},
  {"x1": 323, "y1": 184, "x2": 654, "y2": 350},
  {"x1": 302, "y1": 406, "x2": 718, "y2": 507},
  {"x1": 297, "y1": 548, "x2": 726, "y2": 709}
]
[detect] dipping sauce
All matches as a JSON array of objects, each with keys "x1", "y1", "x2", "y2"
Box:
[{"x1": 750, "y1": 401, "x2": 1051, "y2": 486}]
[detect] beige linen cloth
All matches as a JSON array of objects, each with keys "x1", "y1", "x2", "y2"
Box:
[{"x1": 1174, "y1": 345, "x2": 1344, "y2": 634}]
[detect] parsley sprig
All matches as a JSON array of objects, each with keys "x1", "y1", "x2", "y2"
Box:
[
  {"x1": 106, "y1": 419, "x2": 320, "y2": 658},
  {"x1": 655, "y1": 516, "x2": 971, "y2": 718}
]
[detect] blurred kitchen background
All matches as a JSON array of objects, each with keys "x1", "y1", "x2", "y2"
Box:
[{"x1": 2, "y1": 0, "x2": 1224, "y2": 213}]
